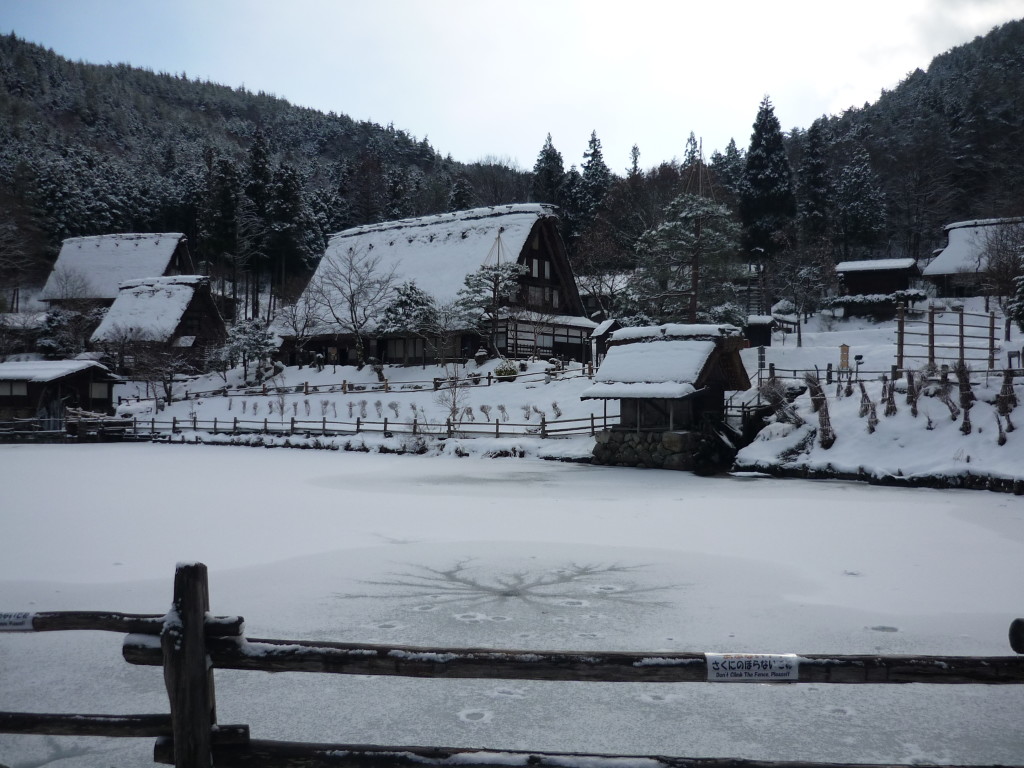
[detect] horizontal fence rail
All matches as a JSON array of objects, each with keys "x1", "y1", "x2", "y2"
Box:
[
  {"x1": 121, "y1": 635, "x2": 1024, "y2": 685},
  {"x1": 61, "y1": 411, "x2": 621, "y2": 442},
  {"x1": 2, "y1": 564, "x2": 1024, "y2": 768}
]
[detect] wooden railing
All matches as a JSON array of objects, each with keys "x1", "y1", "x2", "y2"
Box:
[
  {"x1": 67, "y1": 409, "x2": 619, "y2": 441},
  {"x1": 3, "y1": 563, "x2": 1024, "y2": 768}
]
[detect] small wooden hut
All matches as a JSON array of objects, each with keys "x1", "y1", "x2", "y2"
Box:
[
  {"x1": 0, "y1": 360, "x2": 118, "y2": 425},
  {"x1": 580, "y1": 324, "x2": 750, "y2": 471}
]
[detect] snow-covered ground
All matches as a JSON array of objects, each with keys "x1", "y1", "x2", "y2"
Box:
[{"x1": 2, "y1": 443, "x2": 1023, "y2": 767}]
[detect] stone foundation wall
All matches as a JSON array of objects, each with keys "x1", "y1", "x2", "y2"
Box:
[{"x1": 591, "y1": 428, "x2": 701, "y2": 471}]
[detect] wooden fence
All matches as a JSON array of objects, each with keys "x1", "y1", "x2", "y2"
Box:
[
  {"x1": 3, "y1": 562, "x2": 1024, "y2": 768},
  {"x1": 65, "y1": 409, "x2": 618, "y2": 441},
  {"x1": 896, "y1": 304, "x2": 1018, "y2": 371}
]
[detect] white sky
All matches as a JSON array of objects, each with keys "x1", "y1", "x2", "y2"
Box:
[{"x1": 3, "y1": 0, "x2": 1022, "y2": 172}]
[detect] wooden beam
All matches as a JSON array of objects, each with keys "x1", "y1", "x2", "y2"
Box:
[
  {"x1": 153, "y1": 738, "x2": 1024, "y2": 768},
  {"x1": 123, "y1": 636, "x2": 1024, "y2": 685},
  {"x1": 1, "y1": 610, "x2": 243, "y2": 636},
  {"x1": 0, "y1": 711, "x2": 172, "y2": 737}
]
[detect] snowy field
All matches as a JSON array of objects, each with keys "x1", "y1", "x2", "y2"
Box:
[{"x1": 2, "y1": 443, "x2": 1024, "y2": 767}]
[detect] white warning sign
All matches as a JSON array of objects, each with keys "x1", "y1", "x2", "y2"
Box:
[
  {"x1": 0, "y1": 612, "x2": 35, "y2": 631},
  {"x1": 706, "y1": 653, "x2": 799, "y2": 682}
]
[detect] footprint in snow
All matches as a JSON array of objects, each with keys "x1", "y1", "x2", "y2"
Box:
[{"x1": 458, "y1": 709, "x2": 493, "y2": 723}]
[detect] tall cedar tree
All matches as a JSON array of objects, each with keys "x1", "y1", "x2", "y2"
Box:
[
  {"x1": 581, "y1": 131, "x2": 612, "y2": 219},
  {"x1": 532, "y1": 134, "x2": 565, "y2": 204},
  {"x1": 741, "y1": 97, "x2": 796, "y2": 261},
  {"x1": 797, "y1": 118, "x2": 832, "y2": 244}
]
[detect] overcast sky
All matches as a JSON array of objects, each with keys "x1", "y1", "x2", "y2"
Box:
[{"x1": 4, "y1": 0, "x2": 1021, "y2": 173}]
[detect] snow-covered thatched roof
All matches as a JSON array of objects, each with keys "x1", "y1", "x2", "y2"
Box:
[
  {"x1": 923, "y1": 218, "x2": 1024, "y2": 277},
  {"x1": 316, "y1": 205, "x2": 557, "y2": 305},
  {"x1": 0, "y1": 359, "x2": 113, "y2": 382},
  {"x1": 91, "y1": 276, "x2": 206, "y2": 343},
  {"x1": 39, "y1": 233, "x2": 189, "y2": 302},
  {"x1": 610, "y1": 323, "x2": 741, "y2": 343},
  {"x1": 835, "y1": 258, "x2": 917, "y2": 273},
  {"x1": 580, "y1": 339, "x2": 716, "y2": 400}
]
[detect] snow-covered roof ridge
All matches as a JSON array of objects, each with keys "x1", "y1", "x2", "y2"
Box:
[
  {"x1": 118, "y1": 275, "x2": 206, "y2": 290},
  {"x1": 611, "y1": 323, "x2": 741, "y2": 343},
  {"x1": 0, "y1": 359, "x2": 113, "y2": 382},
  {"x1": 328, "y1": 204, "x2": 557, "y2": 242},
  {"x1": 835, "y1": 258, "x2": 916, "y2": 272},
  {"x1": 944, "y1": 216, "x2": 1024, "y2": 232},
  {"x1": 92, "y1": 275, "x2": 207, "y2": 343},
  {"x1": 39, "y1": 233, "x2": 189, "y2": 301}
]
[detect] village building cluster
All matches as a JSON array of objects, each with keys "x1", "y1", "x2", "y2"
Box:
[{"x1": 1, "y1": 207, "x2": 1021, "y2": 468}]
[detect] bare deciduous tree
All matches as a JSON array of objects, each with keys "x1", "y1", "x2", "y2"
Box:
[{"x1": 308, "y1": 246, "x2": 396, "y2": 368}]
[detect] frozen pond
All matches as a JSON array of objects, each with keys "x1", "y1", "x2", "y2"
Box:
[{"x1": 1, "y1": 444, "x2": 1023, "y2": 766}]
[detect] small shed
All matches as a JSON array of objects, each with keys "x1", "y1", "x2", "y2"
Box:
[
  {"x1": 0, "y1": 360, "x2": 118, "y2": 424},
  {"x1": 580, "y1": 324, "x2": 750, "y2": 471},
  {"x1": 835, "y1": 258, "x2": 919, "y2": 295}
]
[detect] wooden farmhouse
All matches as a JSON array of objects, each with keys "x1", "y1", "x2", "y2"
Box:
[
  {"x1": 0, "y1": 360, "x2": 118, "y2": 424},
  {"x1": 38, "y1": 233, "x2": 194, "y2": 309},
  {"x1": 581, "y1": 324, "x2": 751, "y2": 471},
  {"x1": 90, "y1": 276, "x2": 226, "y2": 372},
  {"x1": 835, "y1": 258, "x2": 919, "y2": 296},
  {"x1": 288, "y1": 205, "x2": 596, "y2": 366},
  {"x1": 923, "y1": 218, "x2": 1024, "y2": 296}
]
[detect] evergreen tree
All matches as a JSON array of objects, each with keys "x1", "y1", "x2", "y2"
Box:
[
  {"x1": 581, "y1": 130, "x2": 612, "y2": 217},
  {"x1": 740, "y1": 97, "x2": 796, "y2": 260},
  {"x1": 834, "y1": 146, "x2": 887, "y2": 258},
  {"x1": 796, "y1": 118, "x2": 832, "y2": 244},
  {"x1": 633, "y1": 193, "x2": 741, "y2": 323},
  {"x1": 709, "y1": 138, "x2": 746, "y2": 212},
  {"x1": 531, "y1": 133, "x2": 564, "y2": 204},
  {"x1": 447, "y1": 174, "x2": 475, "y2": 211}
]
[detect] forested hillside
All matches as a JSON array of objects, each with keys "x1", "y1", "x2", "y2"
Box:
[{"x1": 1, "y1": 20, "x2": 1022, "y2": 321}]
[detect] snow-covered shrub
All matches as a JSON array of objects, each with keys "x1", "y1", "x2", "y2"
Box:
[
  {"x1": 551, "y1": 401, "x2": 562, "y2": 418},
  {"x1": 883, "y1": 375, "x2": 898, "y2": 417},
  {"x1": 521, "y1": 404, "x2": 532, "y2": 421},
  {"x1": 304, "y1": 399, "x2": 310, "y2": 416},
  {"x1": 359, "y1": 400, "x2": 368, "y2": 419},
  {"x1": 867, "y1": 402, "x2": 878, "y2": 433},
  {"x1": 374, "y1": 400, "x2": 383, "y2": 418},
  {"x1": 480, "y1": 405, "x2": 492, "y2": 420},
  {"x1": 251, "y1": 402, "x2": 259, "y2": 416},
  {"x1": 389, "y1": 401, "x2": 400, "y2": 418},
  {"x1": 494, "y1": 360, "x2": 518, "y2": 380},
  {"x1": 241, "y1": 400, "x2": 247, "y2": 414},
  {"x1": 498, "y1": 404, "x2": 509, "y2": 421},
  {"x1": 462, "y1": 406, "x2": 476, "y2": 422}
]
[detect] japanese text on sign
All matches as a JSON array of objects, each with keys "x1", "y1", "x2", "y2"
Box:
[
  {"x1": 705, "y1": 653, "x2": 799, "y2": 682},
  {"x1": 0, "y1": 612, "x2": 34, "y2": 631}
]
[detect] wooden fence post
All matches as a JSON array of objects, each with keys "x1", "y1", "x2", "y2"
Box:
[
  {"x1": 895, "y1": 303, "x2": 905, "y2": 377},
  {"x1": 356, "y1": 417, "x2": 361, "y2": 433},
  {"x1": 322, "y1": 418, "x2": 326, "y2": 436},
  {"x1": 232, "y1": 417, "x2": 238, "y2": 434},
  {"x1": 213, "y1": 418, "x2": 217, "y2": 435},
  {"x1": 383, "y1": 417, "x2": 388, "y2": 433},
  {"x1": 342, "y1": 380, "x2": 348, "y2": 394},
  {"x1": 928, "y1": 306, "x2": 936, "y2": 365},
  {"x1": 447, "y1": 419, "x2": 452, "y2": 438},
  {"x1": 290, "y1": 417, "x2": 295, "y2": 435},
  {"x1": 412, "y1": 417, "x2": 417, "y2": 435},
  {"x1": 495, "y1": 418, "x2": 499, "y2": 438},
  {"x1": 990, "y1": 311, "x2": 997, "y2": 370},
  {"x1": 304, "y1": 382, "x2": 309, "y2": 395},
  {"x1": 172, "y1": 417, "x2": 177, "y2": 433},
  {"x1": 958, "y1": 307, "x2": 965, "y2": 364},
  {"x1": 590, "y1": 413, "x2": 595, "y2": 436},
  {"x1": 541, "y1": 415, "x2": 547, "y2": 438},
  {"x1": 161, "y1": 562, "x2": 216, "y2": 768}
]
